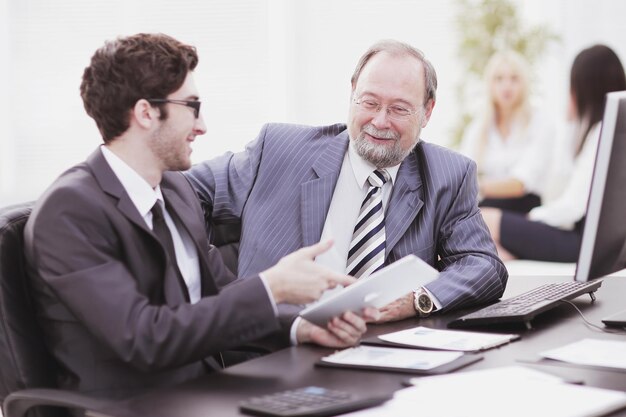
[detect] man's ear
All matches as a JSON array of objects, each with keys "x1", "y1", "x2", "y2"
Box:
[
  {"x1": 421, "y1": 99, "x2": 436, "y2": 128},
  {"x1": 132, "y1": 99, "x2": 158, "y2": 129}
]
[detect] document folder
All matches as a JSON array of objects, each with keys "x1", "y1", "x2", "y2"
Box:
[{"x1": 315, "y1": 345, "x2": 482, "y2": 375}]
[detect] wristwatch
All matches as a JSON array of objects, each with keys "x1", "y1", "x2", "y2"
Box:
[{"x1": 413, "y1": 288, "x2": 435, "y2": 317}]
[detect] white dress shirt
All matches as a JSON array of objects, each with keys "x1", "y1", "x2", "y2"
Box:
[
  {"x1": 529, "y1": 123, "x2": 601, "y2": 230},
  {"x1": 317, "y1": 143, "x2": 440, "y2": 308},
  {"x1": 291, "y1": 143, "x2": 401, "y2": 343},
  {"x1": 101, "y1": 146, "x2": 202, "y2": 303},
  {"x1": 315, "y1": 142, "x2": 400, "y2": 272}
]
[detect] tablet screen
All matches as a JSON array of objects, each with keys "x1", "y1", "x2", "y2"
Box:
[{"x1": 299, "y1": 255, "x2": 439, "y2": 326}]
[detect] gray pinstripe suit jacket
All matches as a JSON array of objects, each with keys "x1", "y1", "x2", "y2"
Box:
[{"x1": 186, "y1": 123, "x2": 508, "y2": 311}]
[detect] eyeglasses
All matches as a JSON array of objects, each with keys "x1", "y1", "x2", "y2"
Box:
[
  {"x1": 353, "y1": 98, "x2": 421, "y2": 121},
  {"x1": 147, "y1": 99, "x2": 201, "y2": 118}
]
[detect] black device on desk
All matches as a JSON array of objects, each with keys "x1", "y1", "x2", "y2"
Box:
[
  {"x1": 602, "y1": 308, "x2": 626, "y2": 328},
  {"x1": 450, "y1": 91, "x2": 626, "y2": 330},
  {"x1": 239, "y1": 386, "x2": 391, "y2": 417}
]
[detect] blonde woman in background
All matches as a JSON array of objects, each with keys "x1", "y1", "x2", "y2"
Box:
[{"x1": 460, "y1": 50, "x2": 554, "y2": 213}]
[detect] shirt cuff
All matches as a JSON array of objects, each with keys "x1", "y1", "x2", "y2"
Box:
[
  {"x1": 289, "y1": 317, "x2": 302, "y2": 346},
  {"x1": 423, "y1": 287, "x2": 443, "y2": 311},
  {"x1": 258, "y1": 272, "x2": 279, "y2": 317}
]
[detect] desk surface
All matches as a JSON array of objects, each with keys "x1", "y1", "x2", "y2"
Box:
[{"x1": 98, "y1": 276, "x2": 626, "y2": 417}]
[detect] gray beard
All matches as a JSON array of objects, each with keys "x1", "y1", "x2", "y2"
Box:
[{"x1": 353, "y1": 133, "x2": 419, "y2": 168}]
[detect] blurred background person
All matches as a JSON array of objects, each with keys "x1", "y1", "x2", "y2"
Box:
[
  {"x1": 460, "y1": 50, "x2": 554, "y2": 213},
  {"x1": 482, "y1": 44, "x2": 626, "y2": 262}
]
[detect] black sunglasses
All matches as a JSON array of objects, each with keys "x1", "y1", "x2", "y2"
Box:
[{"x1": 147, "y1": 99, "x2": 201, "y2": 118}]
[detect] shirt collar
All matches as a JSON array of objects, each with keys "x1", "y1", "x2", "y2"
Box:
[
  {"x1": 347, "y1": 141, "x2": 401, "y2": 188},
  {"x1": 100, "y1": 146, "x2": 164, "y2": 218}
]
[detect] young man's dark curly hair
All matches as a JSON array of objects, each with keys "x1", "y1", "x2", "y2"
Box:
[{"x1": 80, "y1": 33, "x2": 198, "y2": 142}]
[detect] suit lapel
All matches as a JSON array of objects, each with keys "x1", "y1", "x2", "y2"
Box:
[
  {"x1": 161, "y1": 184, "x2": 218, "y2": 296},
  {"x1": 87, "y1": 149, "x2": 190, "y2": 306},
  {"x1": 87, "y1": 149, "x2": 153, "y2": 235},
  {"x1": 161, "y1": 186, "x2": 207, "y2": 256},
  {"x1": 385, "y1": 148, "x2": 424, "y2": 255},
  {"x1": 301, "y1": 133, "x2": 349, "y2": 246}
]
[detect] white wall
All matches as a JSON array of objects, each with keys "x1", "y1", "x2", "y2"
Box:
[
  {"x1": 0, "y1": 0, "x2": 13, "y2": 202},
  {"x1": 280, "y1": 0, "x2": 459, "y2": 140},
  {"x1": 522, "y1": 0, "x2": 626, "y2": 128},
  {"x1": 1, "y1": 0, "x2": 626, "y2": 205}
]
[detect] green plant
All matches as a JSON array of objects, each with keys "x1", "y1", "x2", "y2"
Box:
[{"x1": 452, "y1": 0, "x2": 559, "y2": 146}]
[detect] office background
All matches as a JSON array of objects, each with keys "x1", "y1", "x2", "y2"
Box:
[{"x1": 1, "y1": 0, "x2": 625, "y2": 206}]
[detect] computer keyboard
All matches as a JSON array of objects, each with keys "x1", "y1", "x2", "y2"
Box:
[
  {"x1": 448, "y1": 280, "x2": 603, "y2": 329},
  {"x1": 239, "y1": 386, "x2": 391, "y2": 417}
]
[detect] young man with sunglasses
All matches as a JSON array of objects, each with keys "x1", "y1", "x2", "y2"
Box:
[{"x1": 24, "y1": 33, "x2": 375, "y2": 400}]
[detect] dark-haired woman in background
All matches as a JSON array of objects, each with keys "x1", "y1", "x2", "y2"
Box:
[{"x1": 482, "y1": 44, "x2": 626, "y2": 262}]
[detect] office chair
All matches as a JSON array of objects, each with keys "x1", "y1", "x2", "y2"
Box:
[
  {"x1": 211, "y1": 222, "x2": 241, "y2": 276},
  {"x1": 0, "y1": 203, "x2": 112, "y2": 417}
]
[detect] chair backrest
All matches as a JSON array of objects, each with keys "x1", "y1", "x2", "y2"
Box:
[
  {"x1": 0, "y1": 203, "x2": 59, "y2": 411},
  {"x1": 212, "y1": 221, "x2": 241, "y2": 276}
]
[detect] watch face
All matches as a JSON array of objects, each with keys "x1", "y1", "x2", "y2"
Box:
[{"x1": 418, "y1": 293, "x2": 433, "y2": 312}]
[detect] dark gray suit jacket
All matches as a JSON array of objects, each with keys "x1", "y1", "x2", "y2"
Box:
[
  {"x1": 186, "y1": 123, "x2": 508, "y2": 311},
  {"x1": 24, "y1": 148, "x2": 284, "y2": 399}
]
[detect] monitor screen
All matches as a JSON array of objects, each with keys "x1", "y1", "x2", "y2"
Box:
[{"x1": 575, "y1": 91, "x2": 626, "y2": 282}]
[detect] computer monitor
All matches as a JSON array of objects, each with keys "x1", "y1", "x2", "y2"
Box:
[{"x1": 575, "y1": 90, "x2": 626, "y2": 282}]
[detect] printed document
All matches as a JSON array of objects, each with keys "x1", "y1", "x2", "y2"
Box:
[
  {"x1": 540, "y1": 338, "x2": 626, "y2": 370},
  {"x1": 321, "y1": 345, "x2": 462, "y2": 370},
  {"x1": 378, "y1": 326, "x2": 519, "y2": 352},
  {"x1": 341, "y1": 366, "x2": 626, "y2": 417}
]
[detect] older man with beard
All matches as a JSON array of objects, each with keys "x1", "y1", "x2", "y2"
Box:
[{"x1": 186, "y1": 39, "x2": 507, "y2": 331}]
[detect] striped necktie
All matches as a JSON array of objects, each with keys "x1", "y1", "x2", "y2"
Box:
[{"x1": 346, "y1": 169, "x2": 390, "y2": 278}]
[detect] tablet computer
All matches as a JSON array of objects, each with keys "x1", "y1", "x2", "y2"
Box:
[{"x1": 299, "y1": 255, "x2": 438, "y2": 327}]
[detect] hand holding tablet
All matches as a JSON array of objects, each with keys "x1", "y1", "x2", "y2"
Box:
[{"x1": 299, "y1": 255, "x2": 439, "y2": 327}]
